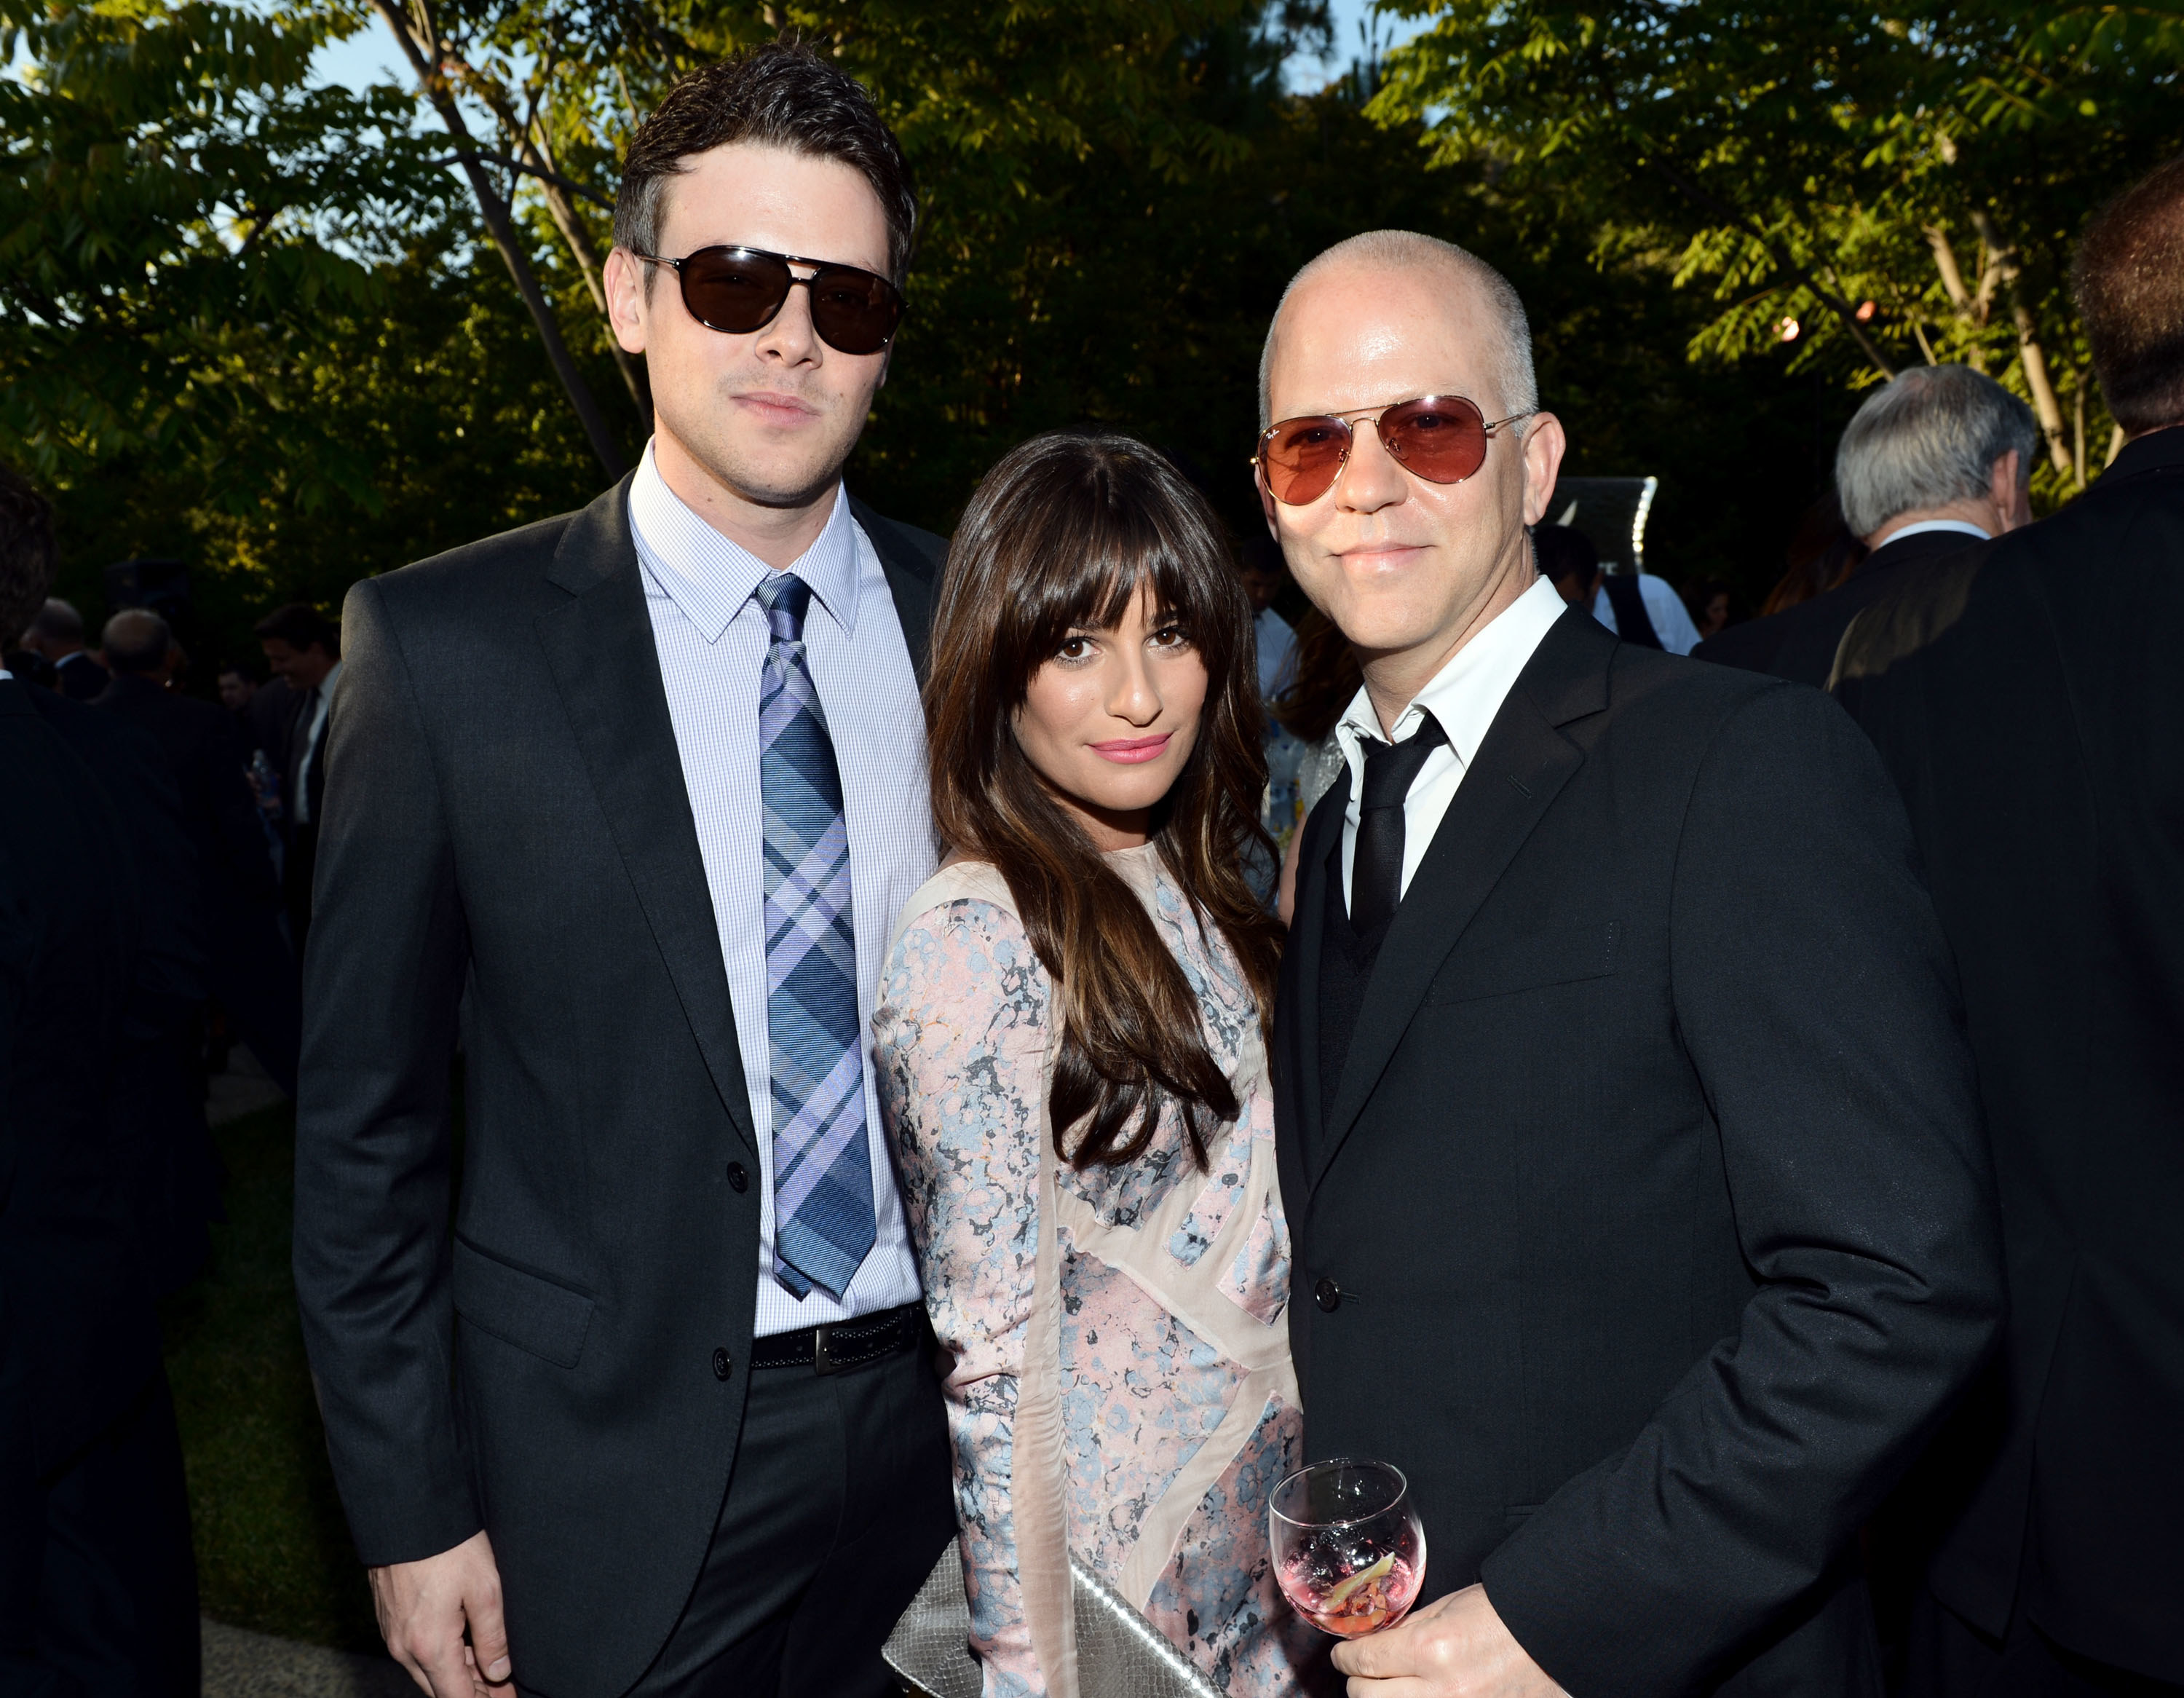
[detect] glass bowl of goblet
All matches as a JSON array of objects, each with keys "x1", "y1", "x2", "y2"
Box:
[{"x1": 1269, "y1": 1458, "x2": 1428, "y2": 1638}]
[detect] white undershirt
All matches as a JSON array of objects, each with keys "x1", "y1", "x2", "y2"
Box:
[{"x1": 1333, "y1": 575, "x2": 1567, "y2": 909}]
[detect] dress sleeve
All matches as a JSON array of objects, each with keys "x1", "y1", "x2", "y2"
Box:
[{"x1": 875, "y1": 896, "x2": 1053, "y2": 1698}]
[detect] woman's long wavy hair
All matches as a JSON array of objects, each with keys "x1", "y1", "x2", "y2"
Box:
[{"x1": 925, "y1": 433, "x2": 1284, "y2": 1174}]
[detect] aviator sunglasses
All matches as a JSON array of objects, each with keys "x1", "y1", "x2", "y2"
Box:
[
  {"x1": 634, "y1": 245, "x2": 906, "y2": 355},
  {"x1": 1253, "y1": 395, "x2": 1532, "y2": 505}
]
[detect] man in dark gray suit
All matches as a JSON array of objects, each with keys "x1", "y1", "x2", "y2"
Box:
[
  {"x1": 1696, "y1": 365, "x2": 2038, "y2": 688},
  {"x1": 1258, "y1": 230, "x2": 2003, "y2": 1697},
  {"x1": 293, "y1": 44, "x2": 953, "y2": 1698}
]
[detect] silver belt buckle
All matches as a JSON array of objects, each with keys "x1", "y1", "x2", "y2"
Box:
[{"x1": 812, "y1": 1322, "x2": 842, "y2": 1375}]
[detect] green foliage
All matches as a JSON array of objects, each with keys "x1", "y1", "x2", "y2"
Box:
[
  {"x1": 0, "y1": 0, "x2": 457, "y2": 512},
  {"x1": 161, "y1": 1102, "x2": 381, "y2": 1651},
  {"x1": 1371, "y1": 0, "x2": 2184, "y2": 501},
  {"x1": 8, "y1": 0, "x2": 1961, "y2": 659}
]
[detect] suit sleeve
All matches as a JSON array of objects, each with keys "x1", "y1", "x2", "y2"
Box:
[
  {"x1": 292, "y1": 576, "x2": 478, "y2": 1565},
  {"x1": 1481, "y1": 683, "x2": 2004, "y2": 1696}
]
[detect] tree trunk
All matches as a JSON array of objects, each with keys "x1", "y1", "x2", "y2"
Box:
[
  {"x1": 519, "y1": 123, "x2": 652, "y2": 425},
  {"x1": 1923, "y1": 224, "x2": 1987, "y2": 372},
  {"x1": 1969, "y1": 209, "x2": 2071, "y2": 475},
  {"x1": 2073, "y1": 372, "x2": 2086, "y2": 489},
  {"x1": 370, "y1": 0, "x2": 627, "y2": 481}
]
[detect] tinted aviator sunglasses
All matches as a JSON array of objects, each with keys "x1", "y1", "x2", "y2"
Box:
[
  {"x1": 635, "y1": 245, "x2": 906, "y2": 355},
  {"x1": 1253, "y1": 395, "x2": 1532, "y2": 505}
]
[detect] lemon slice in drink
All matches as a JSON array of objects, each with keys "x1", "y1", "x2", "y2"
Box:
[{"x1": 1323, "y1": 1552, "x2": 1394, "y2": 1611}]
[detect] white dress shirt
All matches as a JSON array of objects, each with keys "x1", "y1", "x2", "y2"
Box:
[
  {"x1": 291, "y1": 660, "x2": 343, "y2": 825},
  {"x1": 1877, "y1": 518, "x2": 1993, "y2": 546},
  {"x1": 628, "y1": 442, "x2": 929, "y2": 1337},
  {"x1": 1334, "y1": 574, "x2": 1567, "y2": 910},
  {"x1": 1591, "y1": 571, "x2": 1703, "y2": 655}
]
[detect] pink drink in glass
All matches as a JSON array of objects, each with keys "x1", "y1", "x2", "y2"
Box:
[{"x1": 1269, "y1": 1459, "x2": 1428, "y2": 1638}]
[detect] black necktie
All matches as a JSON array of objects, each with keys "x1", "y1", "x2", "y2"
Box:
[{"x1": 1350, "y1": 711, "x2": 1447, "y2": 935}]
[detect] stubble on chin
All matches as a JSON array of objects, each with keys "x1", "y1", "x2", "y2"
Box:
[{"x1": 669, "y1": 393, "x2": 866, "y2": 512}]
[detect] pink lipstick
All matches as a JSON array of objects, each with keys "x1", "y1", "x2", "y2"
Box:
[{"x1": 1090, "y1": 733, "x2": 1172, "y2": 765}]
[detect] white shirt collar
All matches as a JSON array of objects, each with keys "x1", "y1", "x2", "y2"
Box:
[
  {"x1": 1335, "y1": 574, "x2": 1568, "y2": 770},
  {"x1": 627, "y1": 438, "x2": 860, "y2": 643},
  {"x1": 1878, "y1": 518, "x2": 1993, "y2": 547}
]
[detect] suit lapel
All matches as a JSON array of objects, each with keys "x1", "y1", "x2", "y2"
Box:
[
  {"x1": 1280, "y1": 769, "x2": 1350, "y2": 1182},
  {"x1": 534, "y1": 478, "x2": 759, "y2": 1157},
  {"x1": 849, "y1": 496, "x2": 938, "y2": 684},
  {"x1": 1312, "y1": 611, "x2": 1613, "y2": 1191}
]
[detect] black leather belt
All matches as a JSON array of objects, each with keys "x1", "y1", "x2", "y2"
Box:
[{"x1": 749, "y1": 1300, "x2": 927, "y2": 1375}]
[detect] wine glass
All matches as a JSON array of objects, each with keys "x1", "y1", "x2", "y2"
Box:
[{"x1": 1269, "y1": 1458, "x2": 1428, "y2": 1638}]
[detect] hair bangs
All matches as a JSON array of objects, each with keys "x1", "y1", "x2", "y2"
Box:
[
  {"x1": 923, "y1": 431, "x2": 1284, "y2": 1174},
  {"x1": 984, "y1": 454, "x2": 1244, "y2": 716}
]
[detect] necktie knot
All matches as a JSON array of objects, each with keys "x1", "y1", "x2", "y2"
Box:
[
  {"x1": 1360, "y1": 711, "x2": 1447, "y2": 810},
  {"x1": 753, "y1": 572, "x2": 812, "y2": 644}
]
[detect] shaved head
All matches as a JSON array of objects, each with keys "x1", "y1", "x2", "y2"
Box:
[
  {"x1": 1259, "y1": 230, "x2": 1538, "y2": 427},
  {"x1": 103, "y1": 608, "x2": 173, "y2": 674},
  {"x1": 1254, "y1": 227, "x2": 1565, "y2": 727}
]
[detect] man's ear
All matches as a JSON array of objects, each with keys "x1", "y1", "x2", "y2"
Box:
[
  {"x1": 1988, "y1": 449, "x2": 2019, "y2": 512},
  {"x1": 605, "y1": 248, "x2": 649, "y2": 355},
  {"x1": 1519, "y1": 414, "x2": 1567, "y2": 527},
  {"x1": 1254, "y1": 464, "x2": 1280, "y2": 538}
]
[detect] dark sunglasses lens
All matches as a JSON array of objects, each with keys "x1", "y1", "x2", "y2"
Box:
[
  {"x1": 1262, "y1": 416, "x2": 1352, "y2": 505},
  {"x1": 806, "y1": 266, "x2": 903, "y2": 355},
  {"x1": 678, "y1": 248, "x2": 792, "y2": 333},
  {"x1": 1380, "y1": 395, "x2": 1489, "y2": 483}
]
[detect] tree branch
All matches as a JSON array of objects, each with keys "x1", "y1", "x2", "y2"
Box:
[
  {"x1": 1647, "y1": 157, "x2": 1897, "y2": 376},
  {"x1": 370, "y1": 0, "x2": 625, "y2": 479},
  {"x1": 424, "y1": 145, "x2": 614, "y2": 210},
  {"x1": 446, "y1": 60, "x2": 650, "y2": 425},
  {"x1": 1969, "y1": 207, "x2": 2070, "y2": 474}
]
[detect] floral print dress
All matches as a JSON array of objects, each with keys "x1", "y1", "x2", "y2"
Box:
[{"x1": 874, "y1": 846, "x2": 1321, "y2": 1698}]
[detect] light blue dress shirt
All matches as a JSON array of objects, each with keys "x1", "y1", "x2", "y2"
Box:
[
  {"x1": 628, "y1": 443, "x2": 930, "y2": 1338},
  {"x1": 1591, "y1": 571, "x2": 1704, "y2": 655}
]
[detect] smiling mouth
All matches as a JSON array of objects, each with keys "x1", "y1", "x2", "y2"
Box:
[{"x1": 1089, "y1": 733, "x2": 1172, "y2": 764}]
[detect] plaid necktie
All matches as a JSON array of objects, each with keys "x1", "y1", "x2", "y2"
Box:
[{"x1": 754, "y1": 572, "x2": 874, "y2": 1301}]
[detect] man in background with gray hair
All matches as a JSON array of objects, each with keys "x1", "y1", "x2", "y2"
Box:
[
  {"x1": 1696, "y1": 364, "x2": 2036, "y2": 685},
  {"x1": 1262, "y1": 229, "x2": 2001, "y2": 1697}
]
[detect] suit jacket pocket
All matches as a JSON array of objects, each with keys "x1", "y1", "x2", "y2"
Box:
[
  {"x1": 1426, "y1": 921, "x2": 1621, "y2": 1006},
  {"x1": 451, "y1": 1235, "x2": 596, "y2": 1369}
]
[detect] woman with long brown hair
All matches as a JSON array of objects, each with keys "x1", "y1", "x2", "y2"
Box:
[{"x1": 873, "y1": 433, "x2": 1318, "y2": 1696}]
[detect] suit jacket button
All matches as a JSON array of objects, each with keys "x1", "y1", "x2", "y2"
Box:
[
  {"x1": 726, "y1": 1163, "x2": 748, "y2": 1193},
  {"x1": 1314, "y1": 1277, "x2": 1341, "y2": 1313},
  {"x1": 712, "y1": 1347, "x2": 733, "y2": 1381}
]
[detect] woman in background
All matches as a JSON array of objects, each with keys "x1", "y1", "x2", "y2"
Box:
[{"x1": 874, "y1": 433, "x2": 1320, "y2": 1697}]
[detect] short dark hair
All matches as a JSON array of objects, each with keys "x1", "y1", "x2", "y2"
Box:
[
  {"x1": 103, "y1": 609, "x2": 173, "y2": 675},
  {"x1": 0, "y1": 467, "x2": 58, "y2": 648},
  {"x1": 1531, "y1": 523, "x2": 1599, "y2": 588},
  {"x1": 614, "y1": 42, "x2": 917, "y2": 286},
  {"x1": 2074, "y1": 154, "x2": 2184, "y2": 436},
  {"x1": 255, "y1": 601, "x2": 340, "y2": 655}
]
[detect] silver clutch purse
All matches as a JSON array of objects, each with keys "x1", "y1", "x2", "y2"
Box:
[{"x1": 884, "y1": 1544, "x2": 1222, "y2": 1698}]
